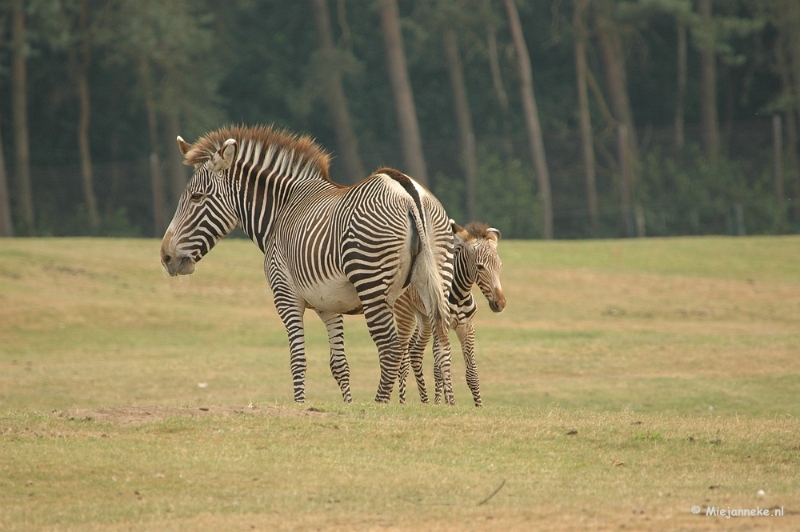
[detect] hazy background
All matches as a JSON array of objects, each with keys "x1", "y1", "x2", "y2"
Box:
[{"x1": 0, "y1": 0, "x2": 798, "y2": 239}]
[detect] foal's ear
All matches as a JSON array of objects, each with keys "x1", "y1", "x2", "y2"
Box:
[
  {"x1": 485, "y1": 227, "x2": 501, "y2": 243},
  {"x1": 209, "y1": 138, "x2": 238, "y2": 173},
  {"x1": 452, "y1": 221, "x2": 475, "y2": 246}
]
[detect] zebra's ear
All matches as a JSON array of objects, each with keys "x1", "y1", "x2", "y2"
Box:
[
  {"x1": 209, "y1": 138, "x2": 238, "y2": 173},
  {"x1": 452, "y1": 221, "x2": 475, "y2": 246},
  {"x1": 178, "y1": 136, "x2": 205, "y2": 168},
  {"x1": 486, "y1": 227, "x2": 501, "y2": 243},
  {"x1": 177, "y1": 136, "x2": 192, "y2": 156}
]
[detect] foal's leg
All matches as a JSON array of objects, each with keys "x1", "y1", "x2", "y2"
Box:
[
  {"x1": 316, "y1": 310, "x2": 352, "y2": 403},
  {"x1": 394, "y1": 298, "x2": 417, "y2": 404},
  {"x1": 408, "y1": 316, "x2": 433, "y2": 403},
  {"x1": 455, "y1": 320, "x2": 482, "y2": 407},
  {"x1": 430, "y1": 317, "x2": 454, "y2": 405}
]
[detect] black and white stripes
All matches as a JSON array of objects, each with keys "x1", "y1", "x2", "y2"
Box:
[
  {"x1": 161, "y1": 125, "x2": 455, "y2": 404},
  {"x1": 395, "y1": 222, "x2": 505, "y2": 406}
]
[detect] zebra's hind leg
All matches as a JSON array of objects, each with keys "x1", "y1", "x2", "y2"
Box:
[
  {"x1": 455, "y1": 321, "x2": 482, "y2": 407},
  {"x1": 316, "y1": 311, "x2": 352, "y2": 403},
  {"x1": 362, "y1": 302, "x2": 403, "y2": 403}
]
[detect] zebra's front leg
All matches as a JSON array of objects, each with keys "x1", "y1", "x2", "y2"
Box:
[
  {"x1": 268, "y1": 264, "x2": 309, "y2": 403},
  {"x1": 273, "y1": 302, "x2": 308, "y2": 403},
  {"x1": 455, "y1": 320, "x2": 482, "y2": 407},
  {"x1": 363, "y1": 302, "x2": 403, "y2": 403},
  {"x1": 316, "y1": 311, "x2": 352, "y2": 403}
]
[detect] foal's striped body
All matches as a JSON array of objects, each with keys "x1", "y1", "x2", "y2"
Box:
[{"x1": 395, "y1": 222, "x2": 505, "y2": 406}]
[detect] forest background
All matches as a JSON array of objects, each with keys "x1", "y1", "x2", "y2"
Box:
[{"x1": 0, "y1": 0, "x2": 798, "y2": 240}]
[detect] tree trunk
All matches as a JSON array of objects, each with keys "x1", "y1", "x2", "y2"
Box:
[
  {"x1": 774, "y1": 34, "x2": 799, "y2": 180},
  {"x1": 139, "y1": 58, "x2": 166, "y2": 237},
  {"x1": 503, "y1": 0, "x2": 553, "y2": 240},
  {"x1": 311, "y1": 0, "x2": 366, "y2": 184},
  {"x1": 74, "y1": 0, "x2": 100, "y2": 231},
  {"x1": 675, "y1": 20, "x2": 687, "y2": 151},
  {"x1": 164, "y1": 110, "x2": 188, "y2": 208},
  {"x1": 105, "y1": 130, "x2": 122, "y2": 218},
  {"x1": 595, "y1": 14, "x2": 639, "y2": 171},
  {"x1": 618, "y1": 124, "x2": 633, "y2": 237},
  {"x1": 442, "y1": 27, "x2": 477, "y2": 222},
  {"x1": 379, "y1": 0, "x2": 428, "y2": 185},
  {"x1": 774, "y1": 114, "x2": 785, "y2": 233},
  {"x1": 573, "y1": 0, "x2": 598, "y2": 235},
  {"x1": 0, "y1": 125, "x2": 13, "y2": 237},
  {"x1": 594, "y1": 8, "x2": 640, "y2": 234},
  {"x1": 11, "y1": 0, "x2": 34, "y2": 234},
  {"x1": 484, "y1": 0, "x2": 513, "y2": 158},
  {"x1": 76, "y1": 68, "x2": 100, "y2": 230},
  {"x1": 697, "y1": 0, "x2": 719, "y2": 162},
  {"x1": 783, "y1": 7, "x2": 800, "y2": 223}
]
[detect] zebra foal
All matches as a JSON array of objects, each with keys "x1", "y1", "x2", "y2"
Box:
[
  {"x1": 395, "y1": 222, "x2": 505, "y2": 406},
  {"x1": 160, "y1": 125, "x2": 456, "y2": 404}
]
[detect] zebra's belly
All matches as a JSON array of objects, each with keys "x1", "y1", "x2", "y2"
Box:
[{"x1": 300, "y1": 277, "x2": 362, "y2": 314}]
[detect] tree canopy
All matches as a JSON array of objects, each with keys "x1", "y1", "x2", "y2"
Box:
[{"x1": 0, "y1": 0, "x2": 795, "y2": 238}]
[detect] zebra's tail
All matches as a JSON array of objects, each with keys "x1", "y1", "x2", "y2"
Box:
[
  {"x1": 406, "y1": 203, "x2": 450, "y2": 339},
  {"x1": 411, "y1": 213, "x2": 450, "y2": 332},
  {"x1": 378, "y1": 167, "x2": 450, "y2": 334}
]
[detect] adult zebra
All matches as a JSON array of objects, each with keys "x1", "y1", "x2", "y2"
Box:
[{"x1": 160, "y1": 125, "x2": 455, "y2": 404}]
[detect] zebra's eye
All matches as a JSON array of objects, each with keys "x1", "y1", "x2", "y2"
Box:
[
  {"x1": 189, "y1": 192, "x2": 204, "y2": 203},
  {"x1": 476, "y1": 264, "x2": 485, "y2": 270}
]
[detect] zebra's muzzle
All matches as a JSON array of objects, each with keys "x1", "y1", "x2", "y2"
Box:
[{"x1": 161, "y1": 253, "x2": 196, "y2": 276}]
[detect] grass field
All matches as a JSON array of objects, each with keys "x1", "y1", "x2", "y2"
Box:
[{"x1": 1, "y1": 236, "x2": 799, "y2": 531}]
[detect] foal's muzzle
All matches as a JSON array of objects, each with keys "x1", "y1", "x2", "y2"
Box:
[{"x1": 488, "y1": 290, "x2": 506, "y2": 313}]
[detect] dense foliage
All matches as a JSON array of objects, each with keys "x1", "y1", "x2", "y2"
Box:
[{"x1": 0, "y1": 0, "x2": 797, "y2": 238}]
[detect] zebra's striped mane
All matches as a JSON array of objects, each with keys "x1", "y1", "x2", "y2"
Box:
[{"x1": 183, "y1": 124, "x2": 333, "y2": 183}]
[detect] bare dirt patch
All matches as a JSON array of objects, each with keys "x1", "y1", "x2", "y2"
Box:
[{"x1": 51, "y1": 404, "x2": 328, "y2": 427}]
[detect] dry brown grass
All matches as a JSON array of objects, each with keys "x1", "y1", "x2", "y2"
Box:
[{"x1": 1, "y1": 236, "x2": 799, "y2": 530}]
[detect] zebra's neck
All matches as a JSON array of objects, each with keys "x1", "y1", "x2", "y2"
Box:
[{"x1": 232, "y1": 144, "x2": 335, "y2": 251}]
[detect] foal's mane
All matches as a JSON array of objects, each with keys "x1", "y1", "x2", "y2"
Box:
[
  {"x1": 184, "y1": 124, "x2": 333, "y2": 183},
  {"x1": 464, "y1": 222, "x2": 493, "y2": 240}
]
